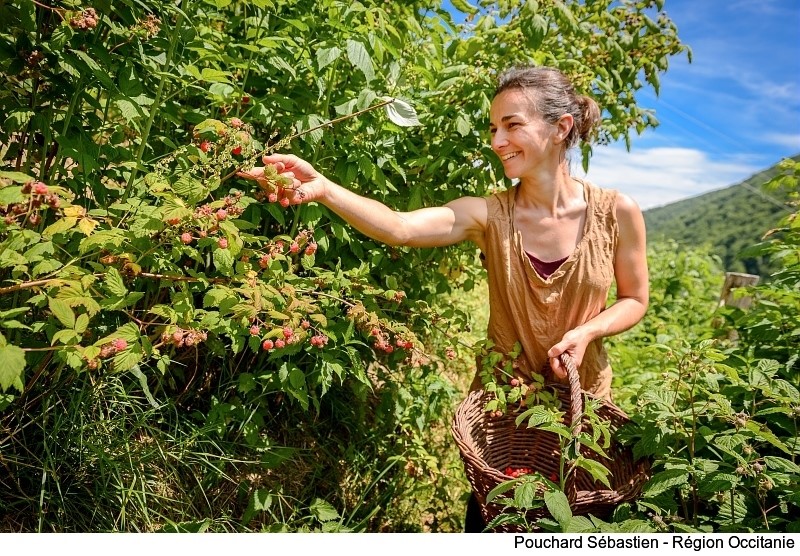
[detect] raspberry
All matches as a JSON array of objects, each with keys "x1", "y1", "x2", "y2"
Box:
[
  {"x1": 242, "y1": 96, "x2": 250, "y2": 104},
  {"x1": 279, "y1": 197, "x2": 291, "y2": 208},
  {"x1": 215, "y1": 208, "x2": 228, "y2": 221},
  {"x1": 229, "y1": 117, "x2": 243, "y2": 128},
  {"x1": 301, "y1": 319, "x2": 310, "y2": 330},
  {"x1": 180, "y1": 232, "x2": 193, "y2": 245},
  {"x1": 261, "y1": 339, "x2": 274, "y2": 350},
  {"x1": 304, "y1": 243, "x2": 317, "y2": 256},
  {"x1": 268, "y1": 192, "x2": 278, "y2": 203},
  {"x1": 282, "y1": 326, "x2": 293, "y2": 339},
  {"x1": 249, "y1": 325, "x2": 261, "y2": 336},
  {"x1": 549, "y1": 472, "x2": 558, "y2": 482},
  {"x1": 289, "y1": 242, "x2": 300, "y2": 254},
  {"x1": 217, "y1": 237, "x2": 228, "y2": 249},
  {"x1": 274, "y1": 339, "x2": 285, "y2": 349},
  {"x1": 199, "y1": 140, "x2": 211, "y2": 153},
  {"x1": 112, "y1": 338, "x2": 128, "y2": 351},
  {"x1": 259, "y1": 255, "x2": 271, "y2": 268},
  {"x1": 32, "y1": 182, "x2": 49, "y2": 195},
  {"x1": 510, "y1": 378, "x2": 519, "y2": 387},
  {"x1": 231, "y1": 146, "x2": 242, "y2": 156}
]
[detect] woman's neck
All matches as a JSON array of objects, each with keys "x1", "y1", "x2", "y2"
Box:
[{"x1": 515, "y1": 161, "x2": 579, "y2": 216}]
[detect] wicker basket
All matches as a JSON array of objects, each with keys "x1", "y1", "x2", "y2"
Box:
[{"x1": 451, "y1": 353, "x2": 650, "y2": 532}]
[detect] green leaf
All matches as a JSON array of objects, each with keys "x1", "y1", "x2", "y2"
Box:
[
  {"x1": 643, "y1": 468, "x2": 689, "y2": 497},
  {"x1": 764, "y1": 456, "x2": 800, "y2": 474},
  {"x1": 310, "y1": 498, "x2": 340, "y2": 522},
  {"x1": 383, "y1": 97, "x2": 421, "y2": 127},
  {"x1": 49, "y1": 297, "x2": 75, "y2": 328},
  {"x1": 74, "y1": 313, "x2": 89, "y2": 335},
  {"x1": 514, "y1": 480, "x2": 538, "y2": 509},
  {"x1": 213, "y1": 247, "x2": 234, "y2": 276},
  {"x1": 316, "y1": 46, "x2": 341, "y2": 70},
  {"x1": 104, "y1": 267, "x2": 127, "y2": 297},
  {"x1": 0, "y1": 344, "x2": 26, "y2": 392},
  {"x1": 744, "y1": 420, "x2": 791, "y2": 454},
  {"x1": 485, "y1": 479, "x2": 518, "y2": 504},
  {"x1": 544, "y1": 489, "x2": 572, "y2": 527},
  {"x1": 346, "y1": 39, "x2": 374, "y2": 81},
  {"x1": 450, "y1": 0, "x2": 478, "y2": 15},
  {"x1": 573, "y1": 456, "x2": 612, "y2": 489}
]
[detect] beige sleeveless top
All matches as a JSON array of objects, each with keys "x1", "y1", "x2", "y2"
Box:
[{"x1": 472, "y1": 179, "x2": 619, "y2": 400}]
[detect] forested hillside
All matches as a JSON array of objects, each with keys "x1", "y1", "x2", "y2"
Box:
[{"x1": 644, "y1": 154, "x2": 799, "y2": 277}]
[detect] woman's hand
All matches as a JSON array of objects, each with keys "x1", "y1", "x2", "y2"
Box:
[
  {"x1": 237, "y1": 154, "x2": 328, "y2": 205},
  {"x1": 547, "y1": 327, "x2": 591, "y2": 379}
]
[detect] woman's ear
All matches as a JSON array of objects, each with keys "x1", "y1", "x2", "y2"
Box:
[{"x1": 554, "y1": 114, "x2": 574, "y2": 144}]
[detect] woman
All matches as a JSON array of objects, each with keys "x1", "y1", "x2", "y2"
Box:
[{"x1": 239, "y1": 65, "x2": 649, "y2": 531}]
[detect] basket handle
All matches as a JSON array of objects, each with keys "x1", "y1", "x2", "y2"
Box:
[{"x1": 560, "y1": 353, "x2": 583, "y2": 437}]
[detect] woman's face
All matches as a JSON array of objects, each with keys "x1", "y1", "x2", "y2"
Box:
[{"x1": 489, "y1": 89, "x2": 561, "y2": 179}]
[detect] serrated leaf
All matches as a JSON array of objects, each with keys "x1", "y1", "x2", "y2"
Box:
[
  {"x1": 573, "y1": 456, "x2": 612, "y2": 489},
  {"x1": 383, "y1": 97, "x2": 420, "y2": 127},
  {"x1": 643, "y1": 468, "x2": 689, "y2": 497},
  {"x1": 74, "y1": 313, "x2": 89, "y2": 335},
  {"x1": 450, "y1": 0, "x2": 478, "y2": 14},
  {"x1": 0, "y1": 344, "x2": 25, "y2": 392},
  {"x1": 316, "y1": 46, "x2": 341, "y2": 70},
  {"x1": 43, "y1": 216, "x2": 78, "y2": 237},
  {"x1": 310, "y1": 498, "x2": 340, "y2": 522},
  {"x1": 346, "y1": 39, "x2": 374, "y2": 81},
  {"x1": 49, "y1": 297, "x2": 75, "y2": 328},
  {"x1": 485, "y1": 479, "x2": 518, "y2": 504},
  {"x1": 544, "y1": 489, "x2": 572, "y2": 526},
  {"x1": 104, "y1": 267, "x2": 127, "y2": 297}
]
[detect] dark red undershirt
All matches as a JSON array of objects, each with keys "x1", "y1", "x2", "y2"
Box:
[{"x1": 526, "y1": 252, "x2": 568, "y2": 279}]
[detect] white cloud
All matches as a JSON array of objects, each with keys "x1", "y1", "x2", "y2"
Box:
[
  {"x1": 761, "y1": 132, "x2": 800, "y2": 151},
  {"x1": 576, "y1": 146, "x2": 761, "y2": 210}
]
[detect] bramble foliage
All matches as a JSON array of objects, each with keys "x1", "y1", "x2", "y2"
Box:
[{"x1": 1, "y1": 0, "x2": 690, "y2": 531}]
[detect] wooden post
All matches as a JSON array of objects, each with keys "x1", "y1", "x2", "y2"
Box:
[{"x1": 718, "y1": 272, "x2": 760, "y2": 309}]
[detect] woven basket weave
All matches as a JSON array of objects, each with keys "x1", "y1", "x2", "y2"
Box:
[{"x1": 451, "y1": 353, "x2": 649, "y2": 532}]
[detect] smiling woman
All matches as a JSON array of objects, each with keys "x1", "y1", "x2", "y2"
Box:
[{"x1": 238, "y1": 64, "x2": 650, "y2": 532}]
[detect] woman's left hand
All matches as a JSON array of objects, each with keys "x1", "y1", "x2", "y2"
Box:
[{"x1": 547, "y1": 327, "x2": 591, "y2": 379}]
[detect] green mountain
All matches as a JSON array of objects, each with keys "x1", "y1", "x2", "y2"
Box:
[{"x1": 643, "y1": 154, "x2": 799, "y2": 277}]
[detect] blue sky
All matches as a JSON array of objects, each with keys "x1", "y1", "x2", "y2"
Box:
[{"x1": 444, "y1": 0, "x2": 800, "y2": 209}]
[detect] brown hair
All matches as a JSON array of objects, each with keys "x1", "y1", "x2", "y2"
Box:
[{"x1": 495, "y1": 66, "x2": 601, "y2": 149}]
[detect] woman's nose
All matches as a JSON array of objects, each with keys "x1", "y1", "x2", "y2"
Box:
[{"x1": 491, "y1": 131, "x2": 508, "y2": 151}]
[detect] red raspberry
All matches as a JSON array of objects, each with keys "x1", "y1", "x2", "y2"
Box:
[
  {"x1": 32, "y1": 182, "x2": 49, "y2": 195},
  {"x1": 259, "y1": 255, "x2": 271, "y2": 268},
  {"x1": 180, "y1": 232, "x2": 193, "y2": 245},
  {"x1": 215, "y1": 208, "x2": 228, "y2": 221},
  {"x1": 199, "y1": 140, "x2": 211, "y2": 153},
  {"x1": 112, "y1": 338, "x2": 127, "y2": 351},
  {"x1": 242, "y1": 96, "x2": 250, "y2": 104},
  {"x1": 249, "y1": 325, "x2": 261, "y2": 336},
  {"x1": 274, "y1": 339, "x2": 285, "y2": 349},
  {"x1": 289, "y1": 242, "x2": 300, "y2": 254},
  {"x1": 231, "y1": 146, "x2": 242, "y2": 156},
  {"x1": 510, "y1": 378, "x2": 519, "y2": 387},
  {"x1": 229, "y1": 118, "x2": 243, "y2": 128},
  {"x1": 172, "y1": 330, "x2": 183, "y2": 343},
  {"x1": 279, "y1": 197, "x2": 291, "y2": 208},
  {"x1": 29, "y1": 214, "x2": 41, "y2": 225},
  {"x1": 268, "y1": 192, "x2": 278, "y2": 203},
  {"x1": 301, "y1": 319, "x2": 310, "y2": 330},
  {"x1": 217, "y1": 237, "x2": 228, "y2": 249},
  {"x1": 282, "y1": 326, "x2": 293, "y2": 339},
  {"x1": 549, "y1": 472, "x2": 558, "y2": 482},
  {"x1": 304, "y1": 243, "x2": 317, "y2": 256},
  {"x1": 261, "y1": 339, "x2": 274, "y2": 350}
]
